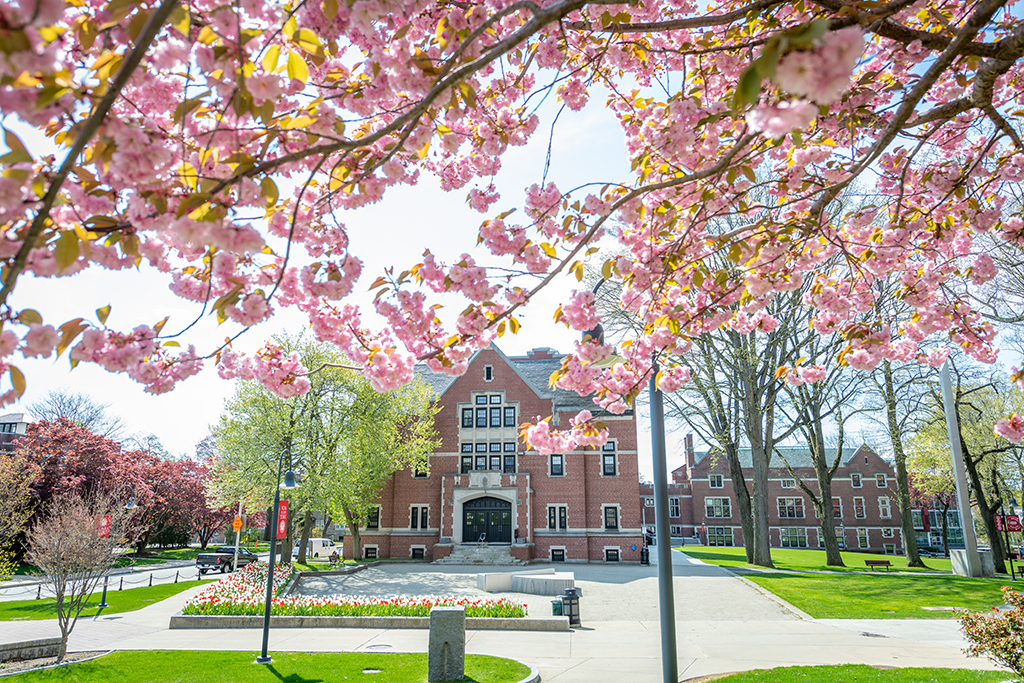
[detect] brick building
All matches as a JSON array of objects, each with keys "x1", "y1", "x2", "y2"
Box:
[
  {"x1": 342, "y1": 345, "x2": 643, "y2": 563},
  {"x1": 641, "y1": 442, "x2": 910, "y2": 554},
  {"x1": 0, "y1": 413, "x2": 30, "y2": 452}
]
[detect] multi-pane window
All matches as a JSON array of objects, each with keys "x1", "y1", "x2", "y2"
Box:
[
  {"x1": 475, "y1": 455, "x2": 487, "y2": 470},
  {"x1": 364, "y1": 547, "x2": 377, "y2": 559},
  {"x1": 876, "y1": 473, "x2": 887, "y2": 488},
  {"x1": 912, "y1": 509, "x2": 924, "y2": 529},
  {"x1": 853, "y1": 497, "x2": 866, "y2": 519},
  {"x1": 780, "y1": 479, "x2": 795, "y2": 489},
  {"x1": 551, "y1": 548, "x2": 565, "y2": 562},
  {"x1": 489, "y1": 454, "x2": 501, "y2": 470},
  {"x1": 475, "y1": 407, "x2": 487, "y2": 427},
  {"x1": 832, "y1": 497, "x2": 842, "y2": 519},
  {"x1": 462, "y1": 408, "x2": 473, "y2": 428},
  {"x1": 851, "y1": 473, "x2": 862, "y2": 488},
  {"x1": 858, "y1": 528, "x2": 869, "y2": 549},
  {"x1": 878, "y1": 496, "x2": 891, "y2": 519},
  {"x1": 367, "y1": 508, "x2": 380, "y2": 529},
  {"x1": 476, "y1": 395, "x2": 488, "y2": 405},
  {"x1": 835, "y1": 527, "x2": 845, "y2": 549},
  {"x1": 490, "y1": 407, "x2": 501, "y2": 427},
  {"x1": 550, "y1": 454, "x2": 564, "y2": 476},
  {"x1": 603, "y1": 506, "x2": 619, "y2": 530},
  {"x1": 410, "y1": 506, "x2": 428, "y2": 529},
  {"x1": 778, "y1": 497, "x2": 804, "y2": 518},
  {"x1": 484, "y1": 365, "x2": 493, "y2": 381},
  {"x1": 489, "y1": 395, "x2": 501, "y2": 404},
  {"x1": 503, "y1": 455, "x2": 516, "y2": 473},
  {"x1": 602, "y1": 442, "x2": 616, "y2": 476},
  {"x1": 706, "y1": 497, "x2": 731, "y2": 518},
  {"x1": 413, "y1": 462, "x2": 428, "y2": 478},
  {"x1": 670, "y1": 525, "x2": 683, "y2": 535},
  {"x1": 548, "y1": 505, "x2": 567, "y2": 530},
  {"x1": 882, "y1": 527, "x2": 894, "y2": 538},
  {"x1": 504, "y1": 407, "x2": 516, "y2": 427},
  {"x1": 669, "y1": 497, "x2": 680, "y2": 517},
  {"x1": 461, "y1": 456, "x2": 472, "y2": 474},
  {"x1": 929, "y1": 509, "x2": 962, "y2": 528},
  {"x1": 709, "y1": 473, "x2": 724, "y2": 488},
  {"x1": 707, "y1": 527, "x2": 733, "y2": 546},
  {"x1": 780, "y1": 527, "x2": 807, "y2": 548},
  {"x1": 644, "y1": 497, "x2": 655, "y2": 506}
]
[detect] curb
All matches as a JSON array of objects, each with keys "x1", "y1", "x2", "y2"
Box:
[
  {"x1": 728, "y1": 571, "x2": 815, "y2": 621},
  {"x1": 169, "y1": 614, "x2": 570, "y2": 631},
  {"x1": 516, "y1": 661, "x2": 541, "y2": 683},
  {"x1": 0, "y1": 650, "x2": 113, "y2": 678}
]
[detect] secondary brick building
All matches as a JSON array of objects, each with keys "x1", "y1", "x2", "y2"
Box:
[
  {"x1": 641, "y1": 443, "x2": 911, "y2": 554},
  {"x1": 343, "y1": 344, "x2": 643, "y2": 563}
]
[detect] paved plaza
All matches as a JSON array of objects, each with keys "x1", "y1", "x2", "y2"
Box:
[{"x1": 0, "y1": 550, "x2": 1005, "y2": 681}]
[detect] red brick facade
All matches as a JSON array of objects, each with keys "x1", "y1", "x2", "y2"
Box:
[
  {"x1": 640, "y1": 444, "x2": 907, "y2": 554},
  {"x1": 345, "y1": 345, "x2": 643, "y2": 563}
]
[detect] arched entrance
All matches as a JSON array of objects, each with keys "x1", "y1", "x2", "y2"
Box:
[{"x1": 462, "y1": 496, "x2": 512, "y2": 544}]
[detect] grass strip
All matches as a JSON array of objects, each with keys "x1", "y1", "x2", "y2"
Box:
[
  {"x1": 743, "y1": 572, "x2": 1008, "y2": 619},
  {"x1": 0, "y1": 580, "x2": 207, "y2": 621},
  {"x1": 679, "y1": 547, "x2": 955, "y2": 573},
  {"x1": 711, "y1": 664, "x2": 1007, "y2": 682},
  {"x1": 1, "y1": 650, "x2": 531, "y2": 682}
]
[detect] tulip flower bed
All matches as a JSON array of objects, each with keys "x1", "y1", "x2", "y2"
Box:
[{"x1": 181, "y1": 561, "x2": 526, "y2": 618}]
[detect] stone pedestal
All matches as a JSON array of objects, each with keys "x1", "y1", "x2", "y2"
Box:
[
  {"x1": 951, "y1": 549, "x2": 996, "y2": 578},
  {"x1": 428, "y1": 606, "x2": 465, "y2": 682}
]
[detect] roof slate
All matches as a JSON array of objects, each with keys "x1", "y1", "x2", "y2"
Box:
[{"x1": 695, "y1": 446, "x2": 865, "y2": 470}]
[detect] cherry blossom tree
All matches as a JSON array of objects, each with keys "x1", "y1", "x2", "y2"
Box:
[{"x1": 1, "y1": 0, "x2": 1023, "y2": 449}]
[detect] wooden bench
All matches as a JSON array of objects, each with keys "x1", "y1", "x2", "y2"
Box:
[{"x1": 865, "y1": 560, "x2": 892, "y2": 571}]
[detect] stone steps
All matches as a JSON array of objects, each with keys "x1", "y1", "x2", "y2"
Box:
[{"x1": 434, "y1": 545, "x2": 523, "y2": 565}]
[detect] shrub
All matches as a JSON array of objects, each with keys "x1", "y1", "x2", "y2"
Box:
[{"x1": 958, "y1": 585, "x2": 1024, "y2": 675}]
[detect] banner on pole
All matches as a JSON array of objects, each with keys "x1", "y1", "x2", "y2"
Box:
[
  {"x1": 1010, "y1": 514, "x2": 1022, "y2": 532},
  {"x1": 996, "y1": 514, "x2": 1005, "y2": 532},
  {"x1": 276, "y1": 500, "x2": 289, "y2": 539},
  {"x1": 97, "y1": 515, "x2": 111, "y2": 539}
]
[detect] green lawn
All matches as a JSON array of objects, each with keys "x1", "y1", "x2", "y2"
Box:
[
  {"x1": 712, "y1": 665, "x2": 1007, "y2": 682},
  {"x1": 1, "y1": 650, "x2": 531, "y2": 682},
  {"x1": 744, "y1": 572, "x2": 1009, "y2": 619},
  {"x1": 679, "y1": 546, "x2": 955, "y2": 573},
  {"x1": 0, "y1": 580, "x2": 207, "y2": 621}
]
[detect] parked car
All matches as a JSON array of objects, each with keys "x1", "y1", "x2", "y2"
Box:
[
  {"x1": 195, "y1": 546, "x2": 258, "y2": 574},
  {"x1": 294, "y1": 537, "x2": 336, "y2": 559}
]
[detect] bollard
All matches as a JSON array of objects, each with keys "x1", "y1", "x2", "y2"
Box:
[
  {"x1": 428, "y1": 606, "x2": 465, "y2": 682},
  {"x1": 36, "y1": 584, "x2": 41, "y2": 600},
  {"x1": 119, "y1": 577, "x2": 124, "y2": 591},
  {"x1": 149, "y1": 573, "x2": 153, "y2": 587},
  {"x1": 174, "y1": 570, "x2": 179, "y2": 584}
]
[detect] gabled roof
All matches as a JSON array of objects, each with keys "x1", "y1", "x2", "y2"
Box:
[
  {"x1": 0, "y1": 412, "x2": 30, "y2": 424},
  {"x1": 695, "y1": 445, "x2": 873, "y2": 470},
  {"x1": 414, "y1": 344, "x2": 623, "y2": 413}
]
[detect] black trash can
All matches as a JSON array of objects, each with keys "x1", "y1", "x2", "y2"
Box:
[
  {"x1": 640, "y1": 547, "x2": 650, "y2": 565},
  {"x1": 561, "y1": 587, "x2": 582, "y2": 627}
]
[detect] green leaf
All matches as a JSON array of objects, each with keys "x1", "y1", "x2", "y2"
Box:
[
  {"x1": 287, "y1": 51, "x2": 308, "y2": 84},
  {"x1": 18, "y1": 309, "x2": 42, "y2": 325},
  {"x1": 262, "y1": 44, "x2": 281, "y2": 73},
  {"x1": 8, "y1": 366, "x2": 25, "y2": 397},
  {"x1": 733, "y1": 67, "x2": 762, "y2": 110},
  {"x1": 53, "y1": 231, "x2": 80, "y2": 272}
]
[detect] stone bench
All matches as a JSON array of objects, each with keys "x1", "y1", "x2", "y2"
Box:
[
  {"x1": 510, "y1": 572, "x2": 575, "y2": 596},
  {"x1": 477, "y1": 567, "x2": 555, "y2": 592}
]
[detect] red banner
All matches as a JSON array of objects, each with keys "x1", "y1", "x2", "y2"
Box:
[
  {"x1": 1010, "y1": 515, "x2": 1022, "y2": 532},
  {"x1": 97, "y1": 515, "x2": 111, "y2": 539},
  {"x1": 276, "y1": 500, "x2": 289, "y2": 540},
  {"x1": 996, "y1": 515, "x2": 1005, "y2": 532}
]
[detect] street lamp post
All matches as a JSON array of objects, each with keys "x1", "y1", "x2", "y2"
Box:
[
  {"x1": 98, "y1": 485, "x2": 138, "y2": 610},
  {"x1": 255, "y1": 451, "x2": 297, "y2": 665}
]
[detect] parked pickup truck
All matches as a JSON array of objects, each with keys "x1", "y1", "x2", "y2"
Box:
[{"x1": 195, "y1": 546, "x2": 259, "y2": 574}]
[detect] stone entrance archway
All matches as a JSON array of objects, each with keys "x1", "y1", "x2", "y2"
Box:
[{"x1": 462, "y1": 496, "x2": 512, "y2": 544}]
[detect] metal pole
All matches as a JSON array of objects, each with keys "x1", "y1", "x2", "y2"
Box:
[
  {"x1": 256, "y1": 452, "x2": 285, "y2": 665},
  {"x1": 649, "y1": 361, "x2": 678, "y2": 683},
  {"x1": 233, "y1": 500, "x2": 242, "y2": 573},
  {"x1": 940, "y1": 362, "x2": 982, "y2": 577},
  {"x1": 98, "y1": 574, "x2": 109, "y2": 608}
]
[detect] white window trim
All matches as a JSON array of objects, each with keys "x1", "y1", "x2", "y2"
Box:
[
  {"x1": 410, "y1": 544, "x2": 426, "y2": 558},
  {"x1": 484, "y1": 365, "x2": 494, "y2": 382},
  {"x1": 705, "y1": 496, "x2": 732, "y2": 519},
  {"x1": 550, "y1": 546, "x2": 567, "y2": 561},
  {"x1": 851, "y1": 473, "x2": 862, "y2": 488},
  {"x1": 363, "y1": 544, "x2": 379, "y2": 559},
  {"x1": 875, "y1": 473, "x2": 887, "y2": 488},
  {"x1": 603, "y1": 545, "x2": 621, "y2": 561},
  {"x1": 549, "y1": 453, "x2": 565, "y2": 477},
  {"x1": 669, "y1": 497, "x2": 681, "y2": 518},
  {"x1": 878, "y1": 496, "x2": 891, "y2": 519},
  {"x1": 777, "y1": 496, "x2": 805, "y2": 519},
  {"x1": 409, "y1": 504, "x2": 429, "y2": 530},
  {"x1": 602, "y1": 503, "x2": 621, "y2": 530},
  {"x1": 709, "y1": 473, "x2": 724, "y2": 488},
  {"x1": 546, "y1": 504, "x2": 569, "y2": 530}
]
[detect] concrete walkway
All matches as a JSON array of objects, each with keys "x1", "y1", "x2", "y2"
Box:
[{"x1": 0, "y1": 550, "x2": 1004, "y2": 682}]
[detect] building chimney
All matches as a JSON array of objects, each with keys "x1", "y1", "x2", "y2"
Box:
[{"x1": 685, "y1": 433, "x2": 694, "y2": 468}]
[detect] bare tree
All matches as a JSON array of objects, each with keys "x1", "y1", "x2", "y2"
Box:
[
  {"x1": 27, "y1": 390, "x2": 126, "y2": 440},
  {"x1": 27, "y1": 493, "x2": 138, "y2": 662}
]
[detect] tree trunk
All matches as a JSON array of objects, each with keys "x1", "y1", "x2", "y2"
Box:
[
  {"x1": 296, "y1": 510, "x2": 314, "y2": 563},
  {"x1": 725, "y1": 445, "x2": 754, "y2": 563},
  {"x1": 881, "y1": 361, "x2": 925, "y2": 568},
  {"x1": 749, "y1": 443, "x2": 774, "y2": 568},
  {"x1": 816, "y1": 473, "x2": 844, "y2": 566},
  {"x1": 323, "y1": 512, "x2": 333, "y2": 539}
]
